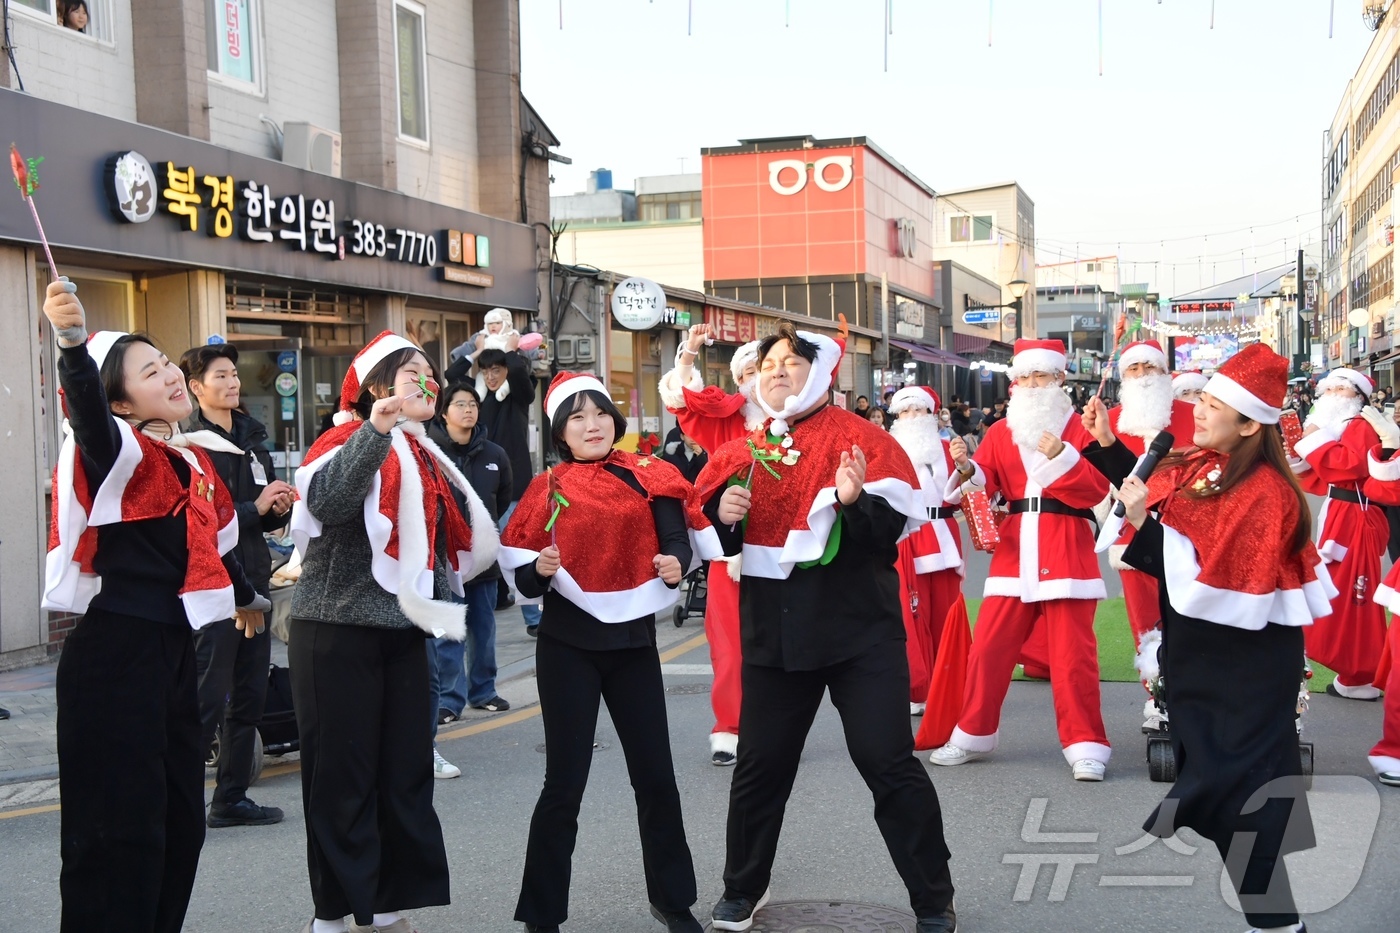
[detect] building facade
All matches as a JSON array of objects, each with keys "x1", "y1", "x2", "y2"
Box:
[
  {"x1": 0, "y1": 0, "x2": 559, "y2": 665},
  {"x1": 931, "y1": 181, "x2": 1038, "y2": 340},
  {"x1": 1035, "y1": 256, "x2": 1120, "y2": 385}
]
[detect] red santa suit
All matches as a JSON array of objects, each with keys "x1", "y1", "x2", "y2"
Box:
[
  {"x1": 1292, "y1": 369, "x2": 1389, "y2": 691},
  {"x1": 659, "y1": 341, "x2": 762, "y2": 759},
  {"x1": 887, "y1": 386, "x2": 965, "y2": 706},
  {"x1": 1360, "y1": 447, "x2": 1400, "y2": 777},
  {"x1": 936, "y1": 339, "x2": 1112, "y2": 768}
]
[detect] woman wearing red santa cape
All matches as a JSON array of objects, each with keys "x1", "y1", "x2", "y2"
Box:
[
  {"x1": 660, "y1": 322, "x2": 763, "y2": 765},
  {"x1": 500, "y1": 373, "x2": 702, "y2": 933},
  {"x1": 288, "y1": 331, "x2": 498, "y2": 933},
  {"x1": 1082, "y1": 343, "x2": 1331, "y2": 933},
  {"x1": 1288, "y1": 368, "x2": 1389, "y2": 700},
  {"x1": 41, "y1": 278, "x2": 268, "y2": 933},
  {"x1": 689, "y1": 323, "x2": 956, "y2": 933},
  {"x1": 885, "y1": 385, "x2": 965, "y2": 714}
]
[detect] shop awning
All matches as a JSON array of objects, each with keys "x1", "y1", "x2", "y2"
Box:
[{"x1": 890, "y1": 338, "x2": 969, "y2": 368}]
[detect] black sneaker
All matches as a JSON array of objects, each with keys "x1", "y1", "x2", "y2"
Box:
[
  {"x1": 526, "y1": 624, "x2": 539, "y2": 638},
  {"x1": 523, "y1": 925, "x2": 559, "y2": 933},
  {"x1": 437, "y1": 708, "x2": 457, "y2": 725},
  {"x1": 711, "y1": 887, "x2": 770, "y2": 932},
  {"x1": 649, "y1": 904, "x2": 703, "y2": 933},
  {"x1": 711, "y1": 750, "x2": 737, "y2": 767},
  {"x1": 0, "y1": 707, "x2": 9, "y2": 720},
  {"x1": 1380, "y1": 771, "x2": 1400, "y2": 787},
  {"x1": 207, "y1": 798, "x2": 284, "y2": 828},
  {"x1": 474, "y1": 696, "x2": 511, "y2": 712},
  {"x1": 915, "y1": 904, "x2": 957, "y2": 932}
]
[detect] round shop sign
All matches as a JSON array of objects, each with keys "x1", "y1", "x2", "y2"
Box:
[
  {"x1": 105, "y1": 151, "x2": 158, "y2": 223},
  {"x1": 611, "y1": 277, "x2": 666, "y2": 330},
  {"x1": 275, "y1": 373, "x2": 299, "y2": 397}
]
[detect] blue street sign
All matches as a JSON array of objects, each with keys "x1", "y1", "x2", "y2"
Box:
[{"x1": 961, "y1": 309, "x2": 1001, "y2": 325}]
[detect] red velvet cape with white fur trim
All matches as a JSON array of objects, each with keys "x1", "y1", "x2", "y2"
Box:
[
  {"x1": 44, "y1": 419, "x2": 240, "y2": 628},
  {"x1": 290, "y1": 420, "x2": 498, "y2": 641},
  {"x1": 498, "y1": 450, "x2": 694, "y2": 623},
  {"x1": 1144, "y1": 450, "x2": 1335, "y2": 629},
  {"x1": 687, "y1": 405, "x2": 924, "y2": 580}
]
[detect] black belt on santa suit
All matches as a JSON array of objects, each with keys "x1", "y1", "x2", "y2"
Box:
[
  {"x1": 926, "y1": 506, "x2": 958, "y2": 520},
  {"x1": 1007, "y1": 496, "x2": 1098, "y2": 533},
  {"x1": 1327, "y1": 487, "x2": 1370, "y2": 506}
]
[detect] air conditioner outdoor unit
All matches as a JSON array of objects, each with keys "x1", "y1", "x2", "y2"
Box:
[{"x1": 283, "y1": 122, "x2": 342, "y2": 177}]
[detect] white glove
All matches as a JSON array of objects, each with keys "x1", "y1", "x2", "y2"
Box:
[{"x1": 1361, "y1": 405, "x2": 1400, "y2": 449}]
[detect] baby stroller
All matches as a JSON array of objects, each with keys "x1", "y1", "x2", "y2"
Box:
[
  {"x1": 204, "y1": 662, "x2": 301, "y2": 787},
  {"x1": 673, "y1": 562, "x2": 709, "y2": 627}
]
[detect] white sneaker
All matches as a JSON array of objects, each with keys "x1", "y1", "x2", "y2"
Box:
[
  {"x1": 1071, "y1": 759, "x2": 1106, "y2": 781},
  {"x1": 910, "y1": 702, "x2": 926, "y2": 715},
  {"x1": 432, "y1": 748, "x2": 460, "y2": 779},
  {"x1": 929, "y1": 743, "x2": 987, "y2": 766},
  {"x1": 1142, "y1": 697, "x2": 1167, "y2": 732}
]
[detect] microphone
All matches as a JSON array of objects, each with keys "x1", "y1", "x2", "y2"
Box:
[{"x1": 1112, "y1": 431, "x2": 1174, "y2": 518}]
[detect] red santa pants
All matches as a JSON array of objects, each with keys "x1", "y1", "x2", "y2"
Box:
[
  {"x1": 953, "y1": 596, "x2": 1108, "y2": 759},
  {"x1": 1368, "y1": 619, "x2": 1400, "y2": 776},
  {"x1": 897, "y1": 545, "x2": 963, "y2": 702},
  {"x1": 1309, "y1": 530, "x2": 1388, "y2": 686},
  {"x1": 1119, "y1": 567, "x2": 1162, "y2": 646},
  {"x1": 705, "y1": 560, "x2": 742, "y2": 738}
]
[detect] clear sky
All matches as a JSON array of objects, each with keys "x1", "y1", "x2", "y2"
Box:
[{"x1": 521, "y1": 0, "x2": 1377, "y2": 298}]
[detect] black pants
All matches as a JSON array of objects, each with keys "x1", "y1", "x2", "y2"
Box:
[
  {"x1": 515, "y1": 633, "x2": 697, "y2": 926},
  {"x1": 724, "y1": 639, "x2": 955, "y2": 918},
  {"x1": 56, "y1": 608, "x2": 205, "y2": 933},
  {"x1": 288, "y1": 619, "x2": 450, "y2": 925},
  {"x1": 1219, "y1": 842, "x2": 1300, "y2": 928},
  {"x1": 194, "y1": 604, "x2": 271, "y2": 809}
]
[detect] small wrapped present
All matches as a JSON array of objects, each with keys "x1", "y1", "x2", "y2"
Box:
[
  {"x1": 961, "y1": 488, "x2": 1000, "y2": 552},
  {"x1": 1279, "y1": 410, "x2": 1303, "y2": 459}
]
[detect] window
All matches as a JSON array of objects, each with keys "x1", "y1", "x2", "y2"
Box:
[
  {"x1": 12, "y1": 0, "x2": 114, "y2": 43},
  {"x1": 206, "y1": 0, "x2": 261, "y2": 91},
  {"x1": 394, "y1": 0, "x2": 429, "y2": 143},
  {"x1": 637, "y1": 191, "x2": 702, "y2": 221},
  {"x1": 949, "y1": 213, "x2": 995, "y2": 243},
  {"x1": 1085, "y1": 262, "x2": 1099, "y2": 273}
]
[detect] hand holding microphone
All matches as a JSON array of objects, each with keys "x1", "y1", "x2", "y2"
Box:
[{"x1": 1113, "y1": 431, "x2": 1174, "y2": 519}]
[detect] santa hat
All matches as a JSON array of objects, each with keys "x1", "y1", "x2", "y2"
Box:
[
  {"x1": 888, "y1": 385, "x2": 941, "y2": 415},
  {"x1": 1318, "y1": 367, "x2": 1374, "y2": 398},
  {"x1": 1007, "y1": 338, "x2": 1067, "y2": 380},
  {"x1": 87, "y1": 330, "x2": 126, "y2": 370},
  {"x1": 335, "y1": 330, "x2": 420, "y2": 427},
  {"x1": 1172, "y1": 370, "x2": 1208, "y2": 395},
  {"x1": 1203, "y1": 344, "x2": 1288, "y2": 425},
  {"x1": 545, "y1": 371, "x2": 609, "y2": 420},
  {"x1": 1119, "y1": 339, "x2": 1168, "y2": 372},
  {"x1": 730, "y1": 340, "x2": 761, "y2": 384},
  {"x1": 754, "y1": 329, "x2": 846, "y2": 435},
  {"x1": 484, "y1": 308, "x2": 512, "y2": 328}
]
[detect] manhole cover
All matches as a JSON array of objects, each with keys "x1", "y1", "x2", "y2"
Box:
[
  {"x1": 666, "y1": 683, "x2": 712, "y2": 695},
  {"x1": 704, "y1": 900, "x2": 916, "y2": 933},
  {"x1": 534, "y1": 740, "x2": 609, "y2": 753}
]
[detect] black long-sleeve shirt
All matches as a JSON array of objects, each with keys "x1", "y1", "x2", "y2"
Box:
[
  {"x1": 703, "y1": 487, "x2": 908, "y2": 671},
  {"x1": 59, "y1": 342, "x2": 256, "y2": 625},
  {"x1": 515, "y1": 464, "x2": 691, "y2": 651}
]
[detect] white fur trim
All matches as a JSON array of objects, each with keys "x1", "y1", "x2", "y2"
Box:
[
  {"x1": 1159, "y1": 524, "x2": 1334, "y2": 629},
  {"x1": 181, "y1": 584, "x2": 235, "y2": 630},
  {"x1": 353, "y1": 333, "x2": 417, "y2": 383},
  {"x1": 389, "y1": 430, "x2": 467, "y2": 641},
  {"x1": 1026, "y1": 440, "x2": 1082, "y2": 488},
  {"x1": 982, "y1": 575, "x2": 1106, "y2": 601},
  {"x1": 86, "y1": 330, "x2": 125, "y2": 370},
  {"x1": 943, "y1": 461, "x2": 985, "y2": 501},
  {"x1": 217, "y1": 512, "x2": 239, "y2": 556},
  {"x1": 1368, "y1": 754, "x2": 1400, "y2": 774},
  {"x1": 546, "y1": 375, "x2": 608, "y2": 420},
  {"x1": 729, "y1": 341, "x2": 761, "y2": 384},
  {"x1": 710, "y1": 732, "x2": 739, "y2": 755},
  {"x1": 1203, "y1": 372, "x2": 1281, "y2": 425},
  {"x1": 659, "y1": 364, "x2": 705, "y2": 410},
  {"x1": 949, "y1": 726, "x2": 999, "y2": 753},
  {"x1": 496, "y1": 545, "x2": 681, "y2": 623},
  {"x1": 1008, "y1": 348, "x2": 1066, "y2": 379},
  {"x1": 914, "y1": 550, "x2": 964, "y2": 575},
  {"x1": 1369, "y1": 448, "x2": 1400, "y2": 482},
  {"x1": 693, "y1": 524, "x2": 726, "y2": 562},
  {"x1": 332, "y1": 410, "x2": 356, "y2": 426},
  {"x1": 888, "y1": 386, "x2": 938, "y2": 415},
  {"x1": 1134, "y1": 628, "x2": 1162, "y2": 681},
  {"x1": 1061, "y1": 741, "x2": 1112, "y2": 766},
  {"x1": 755, "y1": 331, "x2": 842, "y2": 434},
  {"x1": 414, "y1": 431, "x2": 501, "y2": 582},
  {"x1": 1172, "y1": 371, "x2": 1208, "y2": 393},
  {"x1": 1293, "y1": 426, "x2": 1337, "y2": 461},
  {"x1": 1320, "y1": 368, "x2": 1373, "y2": 397},
  {"x1": 721, "y1": 554, "x2": 743, "y2": 581},
  {"x1": 1119, "y1": 343, "x2": 1167, "y2": 371}
]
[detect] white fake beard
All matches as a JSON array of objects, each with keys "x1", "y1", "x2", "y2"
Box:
[
  {"x1": 1115, "y1": 373, "x2": 1174, "y2": 439},
  {"x1": 888, "y1": 414, "x2": 942, "y2": 467},
  {"x1": 1007, "y1": 384, "x2": 1073, "y2": 450},
  {"x1": 737, "y1": 379, "x2": 766, "y2": 430},
  {"x1": 1305, "y1": 392, "x2": 1363, "y2": 434}
]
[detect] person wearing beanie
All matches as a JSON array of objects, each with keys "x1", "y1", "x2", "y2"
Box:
[
  {"x1": 1082, "y1": 343, "x2": 1330, "y2": 933},
  {"x1": 1172, "y1": 370, "x2": 1208, "y2": 403},
  {"x1": 287, "y1": 331, "x2": 500, "y2": 933},
  {"x1": 658, "y1": 322, "x2": 765, "y2": 766},
  {"x1": 499, "y1": 372, "x2": 702, "y2": 933},
  {"x1": 689, "y1": 322, "x2": 957, "y2": 933},
  {"x1": 41, "y1": 279, "x2": 269, "y2": 933},
  {"x1": 886, "y1": 385, "x2": 966, "y2": 715},
  {"x1": 1290, "y1": 368, "x2": 1390, "y2": 700},
  {"x1": 930, "y1": 338, "x2": 1112, "y2": 782}
]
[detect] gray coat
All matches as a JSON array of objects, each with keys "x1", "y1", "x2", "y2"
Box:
[{"x1": 290, "y1": 423, "x2": 452, "y2": 630}]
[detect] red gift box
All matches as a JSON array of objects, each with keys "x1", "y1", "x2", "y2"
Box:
[
  {"x1": 1279, "y1": 410, "x2": 1303, "y2": 458},
  {"x1": 961, "y1": 488, "x2": 1000, "y2": 552}
]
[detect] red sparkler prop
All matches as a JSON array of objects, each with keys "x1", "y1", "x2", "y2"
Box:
[{"x1": 10, "y1": 145, "x2": 58, "y2": 278}]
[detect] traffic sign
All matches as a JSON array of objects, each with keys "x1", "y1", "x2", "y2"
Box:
[{"x1": 962, "y1": 309, "x2": 1001, "y2": 325}]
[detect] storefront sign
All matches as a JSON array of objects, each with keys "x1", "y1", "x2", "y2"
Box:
[
  {"x1": 275, "y1": 373, "x2": 298, "y2": 397},
  {"x1": 1171, "y1": 301, "x2": 1235, "y2": 315},
  {"x1": 661, "y1": 306, "x2": 692, "y2": 327},
  {"x1": 704, "y1": 307, "x2": 757, "y2": 344},
  {"x1": 611, "y1": 277, "x2": 666, "y2": 330},
  {"x1": 768, "y1": 156, "x2": 854, "y2": 195},
  {"x1": 276, "y1": 351, "x2": 297, "y2": 373}
]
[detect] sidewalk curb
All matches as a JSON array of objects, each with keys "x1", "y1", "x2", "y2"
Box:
[{"x1": 0, "y1": 765, "x2": 59, "y2": 787}]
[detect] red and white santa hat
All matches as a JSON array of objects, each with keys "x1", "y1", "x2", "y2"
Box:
[
  {"x1": 1202, "y1": 344, "x2": 1288, "y2": 425},
  {"x1": 1317, "y1": 367, "x2": 1373, "y2": 398},
  {"x1": 545, "y1": 371, "x2": 609, "y2": 420},
  {"x1": 87, "y1": 330, "x2": 126, "y2": 370},
  {"x1": 754, "y1": 329, "x2": 846, "y2": 435},
  {"x1": 887, "y1": 385, "x2": 941, "y2": 415},
  {"x1": 1172, "y1": 370, "x2": 1208, "y2": 395},
  {"x1": 335, "y1": 330, "x2": 421, "y2": 426},
  {"x1": 730, "y1": 340, "x2": 761, "y2": 384},
  {"x1": 1119, "y1": 339, "x2": 1168, "y2": 372},
  {"x1": 1007, "y1": 338, "x2": 1067, "y2": 380}
]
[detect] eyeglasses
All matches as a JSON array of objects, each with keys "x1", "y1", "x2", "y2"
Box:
[{"x1": 448, "y1": 401, "x2": 476, "y2": 410}]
